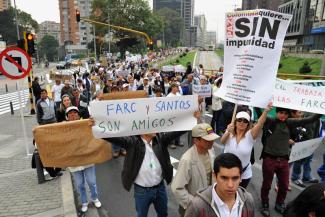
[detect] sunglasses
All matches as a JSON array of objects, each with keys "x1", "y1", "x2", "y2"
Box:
[{"x1": 236, "y1": 118, "x2": 249, "y2": 124}]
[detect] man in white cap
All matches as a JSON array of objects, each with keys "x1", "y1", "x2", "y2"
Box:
[{"x1": 171, "y1": 123, "x2": 219, "y2": 216}]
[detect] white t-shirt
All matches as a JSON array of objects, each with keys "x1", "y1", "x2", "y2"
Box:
[
  {"x1": 223, "y1": 130, "x2": 255, "y2": 179},
  {"x1": 51, "y1": 84, "x2": 64, "y2": 102},
  {"x1": 167, "y1": 92, "x2": 181, "y2": 97}
]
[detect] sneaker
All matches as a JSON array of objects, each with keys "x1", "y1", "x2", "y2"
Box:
[
  {"x1": 169, "y1": 144, "x2": 177, "y2": 149},
  {"x1": 93, "y1": 199, "x2": 102, "y2": 208},
  {"x1": 260, "y1": 203, "x2": 270, "y2": 217},
  {"x1": 120, "y1": 150, "x2": 127, "y2": 156},
  {"x1": 303, "y1": 178, "x2": 319, "y2": 183},
  {"x1": 293, "y1": 180, "x2": 306, "y2": 188},
  {"x1": 81, "y1": 203, "x2": 88, "y2": 212},
  {"x1": 113, "y1": 151, "x2": 120, "y2": 158},
  {"x1": 274, "y1": 203, "x2": 286, "y2": 214}
]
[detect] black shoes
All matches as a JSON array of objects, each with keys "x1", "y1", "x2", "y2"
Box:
[
  {"x1": 274, "y1": 203, "x2": 286, "y2": 214},
  {"x1": 260, "y1": 203, "x2": 270, "y2": 217}
]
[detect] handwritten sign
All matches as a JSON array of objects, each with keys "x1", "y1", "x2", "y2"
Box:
[
  {"x1": 33, "y1": 120, "x2": 112, "y2": 167},
  {"x1": 89, "y1": 95, "x2": 198, "y2": 138},
  {"x1": 193, "y1": 84, "x2": 212, "y2": 97},
  {"x1": 289, "y1": 137, "x2": 324, "y2": 163},
  {"x1": 273, "y1": 79, "x2": 325, "y2": 114},
  {"x1": 217, "y1": 9, "x2": 292, "y2": 108}
]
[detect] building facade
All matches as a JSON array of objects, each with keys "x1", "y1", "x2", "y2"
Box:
[
  {"x1": 242, "y1": 0, "x2": 284, "y2": 11},
  {"x1": 0, "y1": 0, "x2": 10, "y2": 11},
  {"x1": 59, "y1": 0, "x2": 93, "y2": 53},
  {"x1": 153, "y1": 0, "x2": 182, "y2": 15},
  {"x1": 194, "y1": 15, "x2": 207, "y2": 48},
  {"x1": 206, "y1": 31, "x2": 217, "y2": 46},
  {"x1": 38, "y1": 21, "x2": 61, "y2": 43},
  {"x1": 309, "y1": 0, "x2": 325, "y2": 50}
]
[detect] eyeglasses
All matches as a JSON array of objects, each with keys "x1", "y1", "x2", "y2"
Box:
[{"x1": 236, "y1": 118, "x2": 249, "y2": 124}]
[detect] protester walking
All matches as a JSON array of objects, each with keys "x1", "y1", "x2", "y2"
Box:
[{"x1": 171, "y1": 123, "x2": 219, "y2": 216}]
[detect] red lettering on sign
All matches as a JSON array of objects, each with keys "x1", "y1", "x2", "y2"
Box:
[{"x1": 227, "y1": 17, "x2": 234, "y2": 38}]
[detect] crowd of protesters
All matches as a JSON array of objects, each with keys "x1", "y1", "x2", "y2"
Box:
[{"x1": 33, "y1": 49, "x2": 324, "y2": 217}]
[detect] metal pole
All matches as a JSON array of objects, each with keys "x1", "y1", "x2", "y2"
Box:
[
  {"x1": 5, "y1": 84, "x2": 8, "y2": 92},
  {"x1": 321, "y1": 53, "x2": 325, "y2": 76},
  {"x1": 93, "y1": 24, "x2": 97, "y2": 61},
  {"x1": 17, "y1": 80, "x2": 31, "y2": 156},
  {"x1": 13, "y1": 0, "x2": 20, "y2": 40},
  {"x1": 10, "y1": 102, "x2": 14, "y2": 115}
]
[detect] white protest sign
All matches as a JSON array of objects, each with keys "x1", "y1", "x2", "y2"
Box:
[
  {"x1": 289, "y1": 137, "x2": 324, "y2": 163},
  {"x1": 217, "y1": 9, "x2": 292, "y2": 108},
  {"x1": 193, "y1": 84, "x2": 212, "y2": 97},
  {"x1": 289, "y1": 80, "x2": 325, "y2": 88},
  {"x1": 273, "y1": 79, "x2": 325, "y2": 114},
  {"x1": 89, "y1": 95, "x2": 198, "y2": 138}
]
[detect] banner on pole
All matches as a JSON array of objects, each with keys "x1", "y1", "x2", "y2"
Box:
[
  {"x1": 217, "y1": 9, "x2": 292, "y2": 108},
  {"x1": 192, "y1": 84, "x2": 212, "y2": 97},
  {"x1": 273, "y1": 79, "x2": 325, "y2": 114},
  {"x1": 89, "y1": 95, "x2": 198, "y2": 138},
  {"x1": 289, "y1": 137, "x2": 324, "y2": 163}
]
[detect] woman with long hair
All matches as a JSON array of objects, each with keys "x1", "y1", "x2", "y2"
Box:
[
  {"x1": 284, "y1": 183, "x2": 325, "y2": 217},
  {"x1": 220, "y1": 103, "x2": 272, "y2": 188},
  {"x1": 56, "y1": 94, "x2": 72, "y2": 122}
]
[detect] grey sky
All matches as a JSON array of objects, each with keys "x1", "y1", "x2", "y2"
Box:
[{"x1": 12, "y1": 0, "x2": 242, "y2": 42}]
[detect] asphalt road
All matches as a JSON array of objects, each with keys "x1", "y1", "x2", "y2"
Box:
[{"x1": 94, "y1": 52, "x2": 325, "y2": 217}]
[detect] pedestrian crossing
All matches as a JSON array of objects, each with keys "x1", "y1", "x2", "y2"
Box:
[{"x1": 0, "y1": 90, "x2": 29, "y2": 115}]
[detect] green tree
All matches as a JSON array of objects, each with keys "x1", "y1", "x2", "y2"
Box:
[
  {"x1": 0, "y1": 7, "x2": 38, "y2": 45},
  {"x1": 38, "y1": 35, "x2": 59, "y2": 61},
  {"x1": 91, "y1": 0, "x2": 163, "y2": 51},
  {"x1": 155, "y1": 8, "x2": 184, "y2": 47}
]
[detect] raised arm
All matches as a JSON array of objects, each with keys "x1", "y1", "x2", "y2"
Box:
[
  {"x1": 220, "y1": 123, "x2": 234, "y2": 144},
  {"x1": 251, "y1": 102, "x2": 273, "y2": 139}
]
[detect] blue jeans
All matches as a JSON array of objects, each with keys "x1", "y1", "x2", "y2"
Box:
[
  {"x1": 72, "y1": 166, "x2": 98, "y2": 204},
  {"x1": 134, "y1": 181, "x2": 167, "y2": 217},
  {"x1": 291, "y1": 154, "x2": 313, "y2": 181}
]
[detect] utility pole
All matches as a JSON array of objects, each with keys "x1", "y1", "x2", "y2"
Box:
[
  {"x1": 93, "y1": 24, "x2": 97, "y2": 61},
  {"x1": 13, "y1": 0, "x2": 20, "y2": 40}
]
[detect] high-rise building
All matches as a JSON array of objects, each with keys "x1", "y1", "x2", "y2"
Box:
[
  {"x1": 242, "y1": 0, "x2": 284, "y2": 11},
  {"x1": 59, "y1": 0, "x2": 93, "y2": 52},
  {"x1": 153, "y1": 0, "x2": 182, "y2": 15},
  {"x1": 194, "y1": 15, "x2": 207, "y2": 47},
  {"x1": 206, "y1": 31, "x2": 217, "y2": 46},
  {"x1": 38, "y1": 21, "x2": 61, "y2": 43},
  {"x1": 0, "y1": 0, "x2": 11, "y2": 11},
  {"x1": 308, "y1": 0, "x2": 325, "y2": 50}
]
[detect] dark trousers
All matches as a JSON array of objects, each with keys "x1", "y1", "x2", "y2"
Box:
[
  {"x1": 210, "y1": 109, "x2": 222, "y2": 132},
  {"x1": 261, "y1": 157, "x2": 289, "y2": 204},
  {"x1": 134, "y1": 181, "x2": 167, "y2": 217}
]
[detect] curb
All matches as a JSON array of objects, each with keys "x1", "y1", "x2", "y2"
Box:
[{"x1": 61, "y1": 172, "x2": 78, "y2": 217}]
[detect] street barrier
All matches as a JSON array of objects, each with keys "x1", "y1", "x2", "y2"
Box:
[{"x1": 10, "y1": 101, "x2": 14, "y2": 115}]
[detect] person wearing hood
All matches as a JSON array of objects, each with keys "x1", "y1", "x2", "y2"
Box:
[{"x1": 184, "y1": 153, "x2": 254, "y2": 217}]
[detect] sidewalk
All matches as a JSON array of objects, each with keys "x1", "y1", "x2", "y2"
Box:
[{"x1": 0, "y1": 112, "x2": 77, "y2": 217}]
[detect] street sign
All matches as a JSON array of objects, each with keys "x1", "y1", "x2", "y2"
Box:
[{"x1": 0, "y1": 47, "x2": 32, "y2": 79}]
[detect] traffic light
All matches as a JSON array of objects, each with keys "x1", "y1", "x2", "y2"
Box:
[
  {"x1": 25, "y1": 32, "x2": 36, "y2": 56},
  {"x1": 76, "y1": 10, "x2": 80, "y2": 22},
  {"x1": 147, "y1": 41, "x2": 154, "y2": 50}
]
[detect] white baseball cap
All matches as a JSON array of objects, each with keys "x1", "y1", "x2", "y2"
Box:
[{"x1": 236, "y1": 111, "x2": 250, "y2": 121}]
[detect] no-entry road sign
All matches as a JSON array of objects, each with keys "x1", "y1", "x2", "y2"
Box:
[{"x1": 0, "y1": 47, "x2": 32, "y2": 79}]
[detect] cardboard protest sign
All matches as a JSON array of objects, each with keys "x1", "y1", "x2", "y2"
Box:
[
  {"x1": 192, "y1": 84, "x2": 212, "y2": 97},
  {"x1": 33, "y1": 120, "x2": 112, "y2": 167},
  {"x1": 101, "y1": 90, "x2": 147, "y2": 100},
  {"x1": 217, "y1": 9, "x2": 292, "y2": 108},
  {"x1": 289, "y1": 137, "x2": 324, "y2": 163},
  {"x1": 273, "y1": 79, "x2": 325, "y2": 114},
  {"x1": 89, "y1": 95, "x2": 198, "y2": 138}
]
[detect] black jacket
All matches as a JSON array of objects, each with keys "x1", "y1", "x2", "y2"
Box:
[
  {"x1": 104, "y1": 131, "x2": 186, "y2": 191},
  {"x1": 137, "y1": 84, "x2": 153, "y2": 95}
]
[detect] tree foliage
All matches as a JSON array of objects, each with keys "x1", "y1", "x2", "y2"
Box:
[
  {"x1": 0, "y1": 7, "x2": 38, "y2": 45},
  {"x1": 155, "y1": 8, "x2": 184, "y2": 47},
  {"x1": 38, "y1": 35, "x2": 59, "y2": 61},
  {"x1": 91, "y1": 0, "x2": 163, "y2": 46}
]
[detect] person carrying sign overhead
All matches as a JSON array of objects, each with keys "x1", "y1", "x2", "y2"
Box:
[
  {"x1": 256, "y1": 107, "x2": 322, "y2": 216},
  {"x1": 89, "y1": 111, "x2": 201, "y2": 217}
]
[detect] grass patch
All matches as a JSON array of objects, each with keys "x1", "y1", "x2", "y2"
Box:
[
  {"x1": 278, "y1": 55, "x2": 321, "y2": 75},
  {"x1": 166, "y1": 51, "x2": 196, "y2": 67},
  {"x1": 215, "y1": 49, "x2": 224, "y2": 57}
]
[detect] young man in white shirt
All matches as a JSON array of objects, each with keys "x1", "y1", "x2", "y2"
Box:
[
  {"x1": 185, "y1": 153, "x2": 254, "y2": 217},
  {"x1": 51, "y1": 79, "x2": 64, "y2": 109}
]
